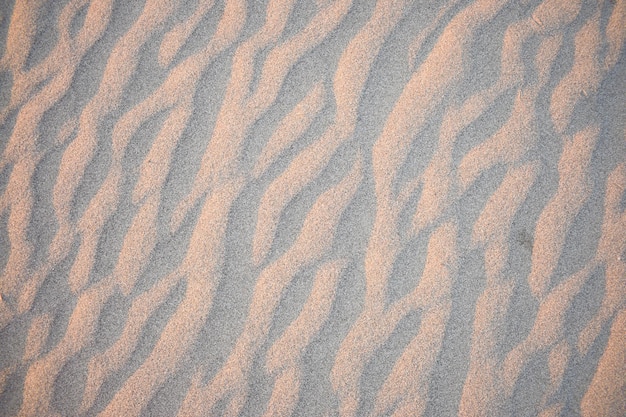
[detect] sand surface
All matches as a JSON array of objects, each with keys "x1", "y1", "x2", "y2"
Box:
[{"x1": 0, "y1": 0, "x2": 625, "y2": 416}]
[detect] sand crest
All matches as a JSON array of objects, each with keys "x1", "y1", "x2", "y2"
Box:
[{"x1": 0, "y1": 0, "x2": 624, "y2": 416}]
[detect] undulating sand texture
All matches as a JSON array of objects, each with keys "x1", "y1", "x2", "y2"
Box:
[{"x1": 0, "y1": 0, "x2": 625, "y2": 416}]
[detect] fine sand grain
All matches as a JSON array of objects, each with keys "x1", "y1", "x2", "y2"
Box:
[{"x1": 0, "y1": 0, "x2": 625, "y2": 416}]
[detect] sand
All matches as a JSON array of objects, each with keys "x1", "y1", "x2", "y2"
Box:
[{"x1": 0, "y1": 0, "x2": 625, "y2": 416}]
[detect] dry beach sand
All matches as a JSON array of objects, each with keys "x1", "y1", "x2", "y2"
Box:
[{"x1": 0, "y1": 0, "x2": 625, "y2": 415}]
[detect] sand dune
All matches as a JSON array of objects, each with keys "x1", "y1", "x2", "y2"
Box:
[{"x1": 0, "y1": 0, "x2": 625, "y2": 416}]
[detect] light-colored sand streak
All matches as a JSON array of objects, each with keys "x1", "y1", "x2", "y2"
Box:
[
  {"x1": 329, "y1": 1, "x2": 513, "y2": 415},
  {"x1": 0, "y1": 0, "x2": 114, "y2": 323},
  {"x1": 16, "y1": 0, "x2": 247, "y2": 414},
  {"x1": 0, "y1": 0, "x2": 624, "y2": 416},
  {"x1": 581, "y1": 306, "x2": 626, "y2": 417},
  {"x1": 263, "y1": 258, "x2": 348, "y2": 417},
  {"x1": 179, "y1": 155, "x2": 362, "y2": 417},
  {"x1": 249, "y1": 0, "x2": 411, "y2": 268}
]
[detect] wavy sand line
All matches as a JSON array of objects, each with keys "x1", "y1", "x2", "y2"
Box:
[
  {"x1": 179, "y1": 155, "x2": 362, "y2": 417},
  {"x1": 0, "y1": 0, "x2": 624, "y2": 416},
  {"x1": 17, "y1": 2, "x2": 250, "y2": 413}
]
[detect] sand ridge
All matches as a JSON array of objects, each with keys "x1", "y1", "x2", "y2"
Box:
[{"x1": 0, "y1": 0, "x2": 625, "y2": 416}]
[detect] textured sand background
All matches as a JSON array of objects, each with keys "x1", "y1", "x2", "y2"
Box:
[{"x1": 0, "y1": 0, "x2": 625, "y2": 416}]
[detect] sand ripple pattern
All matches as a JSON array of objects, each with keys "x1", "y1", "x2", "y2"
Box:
[{"x1": 0, "y1": 0, "x2": 625, "y2": 416}]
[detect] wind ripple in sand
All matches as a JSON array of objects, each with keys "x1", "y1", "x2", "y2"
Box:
[{"x1": 0, "y1": 0, "x2": 625, "y2": 416}]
